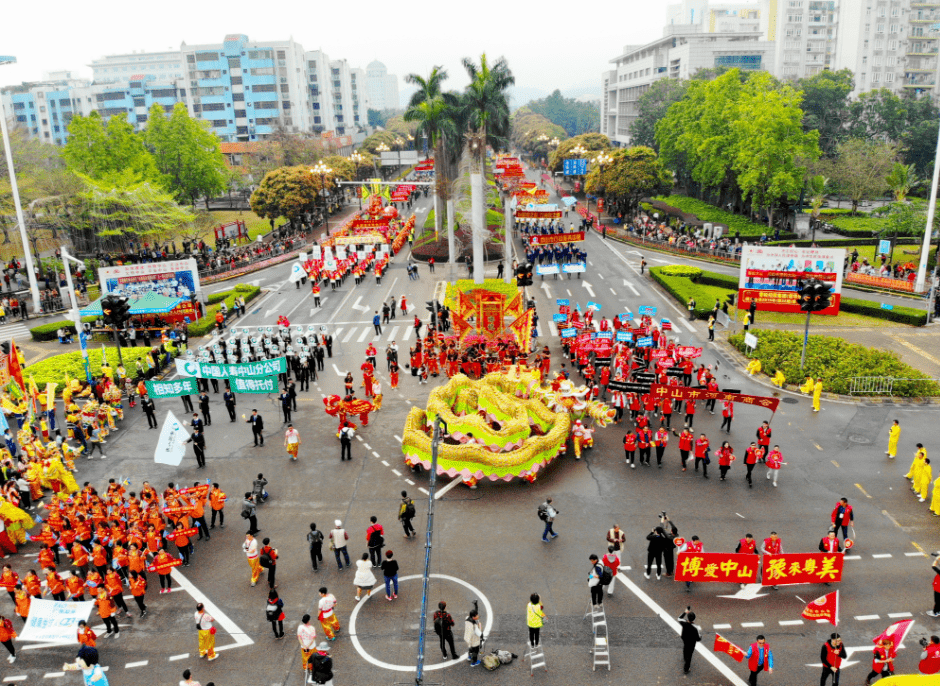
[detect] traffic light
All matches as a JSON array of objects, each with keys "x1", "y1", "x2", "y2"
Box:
[
  {"x1": 516, "y1": 262, "x2": 533, "y2": 287},
  {"x1": 426, "y1": 300, "x2": 439, "y2": 327},
  {"x1": 0, "y1": 342, "x2": 9, "y2": 356},
  {"x1": 101, "y1": 295, "x2": 130, "y2": 327},
  {"x1": 798, "y1": 279, "x2": 832, "y2": 312}
]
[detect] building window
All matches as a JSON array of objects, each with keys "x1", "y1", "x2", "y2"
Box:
[
  {"x1": 248, "y1": 50, "x2": 273, "y2": 60},
  {"x1": 282, "y1": 101, "x2": 290, "y2": 110},
  {"x1": 235, "y1": 109, "x2": 246, "y2": 118},
  {"x1": 889, "y1": 24, "x2": 899, "y2": 34},
  {"x1": 233, "y1": 93, "x2": 244, "y2": 101},
  {"x1": 885, "y1": 72, "x2": 895, "y2": 83},
  {"x1": 197, "y1": 70, "x2": 222, "y2": 79},
  {"x1": 228, "y1": 58, "x2": 241, "y2": 69},
  {"x1": 280, "y1": 84, "x2": 290, "y2": 92},
  {"x1": 254, "y1": 101, "x2": 278, "y2": 110},
  {"x1": 202, "y1": 103, "x2": 225, "y2": 111},
  {"x1": 253, "y1": 84, "x2": 276, "y2": 93},
  {"x1": 196, "y1": 52, "x2": 220, "y2": 63},
  {"x1": 231, "y1": 77, "x2": 242, "y2": 85},
  {"x1": 314, "y1": 116, "x2": 321, "y2": 124},
  {"x1": 251, "y1": 67, "x2": 275, "y2": 76},
  {"x1": 210, "y1": 120, "x2": 227, "y2": 127}
]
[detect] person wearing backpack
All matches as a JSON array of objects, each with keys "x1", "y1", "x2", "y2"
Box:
[
  {"x1": 399, "y1": 490, "x2": 416, "y2": 538},
  {"x1": 308, "y1": 641, "x2": 334, "y2": 685},
  {"x1": 266, "y1": 589, "x2": 285, "y2": 639},
  {"x1": 464, "y1": 608, "x2": 483, "y2": 667},
  {"x1": 433, "y1": 601, "x2": 459, "y2": 661},
  {"x1": 538, "y1": 497, "x2": 558, "y2": 543},
  {"x1": 588, "y1": 554, "x2": 608, "y2": 609},
  {"x1": 678, "y1": 607, "x2": 702, "y2": 674},
  {"x1": 602, "y1": 546, "x2": 621, "y2": 596},
  {"x1": 307, "y1": 523, "x2": 324, "y2": 572},
  {"x1": 259, "y1": 538, "x2": 278, "y2": 590},
  {"x1": 366, "y1": 517, "x2": 384, "y2": 567}
]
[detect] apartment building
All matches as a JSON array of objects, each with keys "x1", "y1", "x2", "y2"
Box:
[{"x1": 366, "y1": 60, "x2": 401, "y2": 111}]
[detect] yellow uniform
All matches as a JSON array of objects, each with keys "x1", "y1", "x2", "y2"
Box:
[
  {"x1": 800, "y1": 376, "x2": 814, "y2": 394},
  {"x1": 771, "y1": 370, "x2": 785, "y2": 388},
  {"x1": 915, "y1": 461, "x2": 933, "y2": 502},
  {"x1": 930, "y1": 475, "x2": 940, "y2": 516},
  {"x1": 812, "y1": 380, "x2": 823, "y2": 412},
  {"x1": 746, "y1": 359, "x2": 762, "y2": 376},
  {"x1": 886, "y1": 424, "x2": 901, "y2": 458},
  {"x1": 905, "y1": 447, "x2": 927, "y2": 481}
]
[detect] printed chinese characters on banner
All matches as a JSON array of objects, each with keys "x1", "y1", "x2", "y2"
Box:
[
  {"x1": 761, "y1": 553, "x2": 843, "y2": 586},
  {"x1": 674, "y1": 552, "x2": 760, "y2": 583}
]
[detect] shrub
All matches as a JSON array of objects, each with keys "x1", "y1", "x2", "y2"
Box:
[
  {"x1": 819, "y1": 213, "x2": 885, "y2": 237},
  {"x1": 652, "y1": 195, "x2": 783, "y2": 237},
  {"x1": 26, "y1": 348, "x2": 155, "y2": 395},
  {"x1": 188, "y1": 284, "x2": 261, "y2": 337},
  {"x1": 30, "y1": 316, "x2": 98, "y2": 341},
  {"x1": 660, "y1": 265, "x2": 703, "y2": 278},
  {"x1": 649, "y1": 267, "x2": 725, "y2": 320},
  {"x1": 443, "y1": 279, "x2": 520, "y2": 310},
  {"x1": 839, "y1": 297, "x2": 926, "y2": 326},
  {"x1": 728, "y1": 330, "x2": 940, "y2": 397}
]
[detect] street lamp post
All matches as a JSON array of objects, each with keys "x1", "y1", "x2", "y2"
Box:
[
  {"x1": 350, "y1": 152, "x2": 364, "y2": 210},
  {"x1": 311, "y1": 161, "x2": 332, "y2": 239},
  {"x1": 376, "y1": 142, "x2": 390, "y2": 181},
  {"x1": 0, "y1": 55, "x2": 42, "y2": 315}
]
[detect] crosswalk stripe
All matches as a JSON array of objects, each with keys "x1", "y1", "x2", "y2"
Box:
[
  {"x1": 357, "y1": 328, "x2": 370, "y2": 343},
  {"x1": 402, "y1": 327, "x2": 412, "y2": 341},
  {"x1": 549, "y1": 321, "x2": 558, "y2": 336},
  {"x1": 342, "y1": 329, "x2": 356, "y2": 343},
  {"x1": 0, "y1": 323, "x2": 32, "y2": 340},
  {"x1": 387, "y1": 326, "x2": 399, "y2": 341},
  {"x1": 333, "y1": 328, "x2": 343, "y2": 341}
]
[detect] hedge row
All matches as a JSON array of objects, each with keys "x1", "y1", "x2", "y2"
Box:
[
  {"x1": 728, "y1": 330, "x2": 940, "y2": 397},
  {"x1": 653, "y1": 267, "x2": 927, "y2": 326},
  {"x1": 651, "y1": 195, "x2": 797, "y2": 239},
  {"x1": 767, "y1": 238, "x2": 920, "y2": 248},
  {"x1": 30, "y1": 316, "x2": 98, "y2": 342},
  {"x1": 648, "y1": 267, "x2": 722, "y2": 320},
  {"x1": 26, "y1": 348, "x2": 156, "y2": 396},
  {"x1": 188, "y1": 284, "x2": 261, "y2": 337}
]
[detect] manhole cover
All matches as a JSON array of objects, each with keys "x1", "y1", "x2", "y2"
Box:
[
  {"x1": 782, "y1": 398, "x2": 798, "y2": 404},
  {"x1": 849, "y1": 435, "x2": 872, "y2": 445}
]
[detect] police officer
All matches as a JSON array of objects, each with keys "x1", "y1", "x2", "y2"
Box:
[
  {"x1": 141, "y1": 393, "x2": 157, "y2": 429},
  {"x1": 187, "y1": 427, "x2": 207, "y2": 468},
  {"x1": 223, "y1": 387, "x2": 237, "y2": 422}
]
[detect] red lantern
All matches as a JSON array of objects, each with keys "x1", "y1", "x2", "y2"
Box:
[{"x1": 383, "y1": 206, "x2": 399, "y2": 219}]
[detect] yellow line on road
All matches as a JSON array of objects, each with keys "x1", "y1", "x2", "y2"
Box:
[
  {"x1": 814, "y1": 442, "x2": 824, "y2": 451},
  {"x1": 894, "y1": 337, "x2": 940, "y2": 368},
  {"x1": 832, "y1": 460, "x2": 840, "y2": 468},
  {"x1": 855, "y1": 483, "x2": 872, "y2": 499},
  {"x1": 912, "y1": 541, "x2": 928, "y2": 556}
]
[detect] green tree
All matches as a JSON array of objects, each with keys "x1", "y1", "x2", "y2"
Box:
[
  {"x1": 732, "y1": 73, "x2": 820, "y2": 227},
  {"x1": 826, "y1": 139, "x2": 897, "y2": 214},
  {"x1": 250, "y1": 165, "x2": 331, "y2": 221},
  {"x1": 586, "y1": 146, "x2": 671, "y2": 216},
  {"x1": 461, "y1": 53, "x2": 515, "y2": 162},
  {"x1": 526, "y1": 89, "x2": 599, "y2": 137},
  {"x1": 897, "y1": 91, "x2": 940, "y2": 182},
  {"x1": 548, "y1": 133, "x2": 612, "y2": 172},
  {"x1": 795, "y1": 69, "x2": 854, "y2": 157},
  {"x1": 367, "y1": 109, "x2": 389, "y2": 128},
  {"x1": 807, "y1": 174, "x2": 828, "y2": 241},
  {"x1": 509, "y1": 107, "x2": 566, "y2": 160},
  {"x1": 628, "y1": 79, "x2": 689, "y2": 151},
  {"x1": 847, "y1": 89, "x2": 908, "y2": 142},
  {"x1": 143, "y1": 102, "x2": 228, "y2": 206},
  {"x1": 63, "y1": 112, "x2": 161, "y2": 184}
]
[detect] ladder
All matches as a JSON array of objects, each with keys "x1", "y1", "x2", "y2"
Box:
[
  {"x1": 526, "y1": 643, "x2": 547, "y2": 675},
  {"x1": 586, "y1": 603, "x2": 611, "y2": 671}
]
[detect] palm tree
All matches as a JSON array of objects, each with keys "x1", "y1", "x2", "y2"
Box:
[
  {"x1": 461, "y1": 54, "x2": 515, "y2": 283},
  {"x1": 884, "y1": 162, "x2": 920, "y2": 262}
]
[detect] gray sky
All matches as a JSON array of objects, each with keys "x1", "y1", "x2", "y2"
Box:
[{"x1": 1, "y1": 0, "x2": 683, "y2": 105}]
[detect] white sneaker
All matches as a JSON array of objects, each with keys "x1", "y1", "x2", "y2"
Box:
[
  {"x1": 656, "y1": 574, "x2": 661, "y2": 580},
  {"x1": 773, "y1": 483, "x2": 777, "y2": 488},
  {"x1": 7, "y1": 655, "x2": 14, "y2": 663},
  {"x1": 643, "y1": 572, "x2": 650, "y2": 579}
]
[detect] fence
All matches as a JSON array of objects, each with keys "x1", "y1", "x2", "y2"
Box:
[{"x1": 848, "y1": 377, "x2": 940, "y2": 397}]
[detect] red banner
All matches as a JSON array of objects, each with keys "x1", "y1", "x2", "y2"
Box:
[
  {"x1": 761, "y1": 553, "x2": 844, "y2": 586},
  {"x1": 738, "y1": 288, "x2": 842, "y2": 316},
  {"x1": 166, "y1": 527, "x2": 198, "y2": 541},
  {"x1": 177, "y1": 484, "x2": 210, "y2": 497},
  {"x1": 675, "y1": 552, "x2": 760, "y2": 583},
  {"x1": 845, "y1": 272, "x2": 917, "y2": 292},
  {"x1": 162, "y1": 505, "x2": 194, "y2": 517},
  {"x1": 351, "y1": 219, "x2": 391, "y2": 230},
  {"x1": 147, "y1": 557, "x2": 183, "y2": 574},
  {"x1": 515, "y1": 210, "x2": 563, "y2": 219},
  {"x1": 714, "y1": 634, "x2": 746, "y2": 663},
  {"x1": 530, "y1": 231, "x2": 585, "y2": 245},
  {"x1": 675, "y1": 346, "x2": 702, "y2": 359},
  {"x1": 650, "y1": 384, "x2": 780, "y2": 414}
]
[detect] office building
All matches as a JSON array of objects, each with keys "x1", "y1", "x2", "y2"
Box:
[
  {"x1": 1, "y1": 34, "x2": 378, "y2": 145},
  {"x1": 365, "y1": 60, "x2": 400, "y2": 111}
]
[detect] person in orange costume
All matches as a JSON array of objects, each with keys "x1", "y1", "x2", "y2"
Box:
[
  {"x1": 66, "y1": 570, "x2": 87, "y2": 601},
  {"x1": 152, "y1": 547, "x2": 175, "y2": 594},
  {"x1": 76, "y1": 620, "x2": 96, "y2": 648},
  {"x1": 129, "y1": 570, "x2": 148, "y2": 618},
  {"x1": 13, "y1": 586, "x2": 30, "y2": 624},
  {"x1": 95, "y1": 588, "x2": 118, "y2": 637},
  {"x1": 104, "y1": 569, "x2": 129, "y2": 616}
]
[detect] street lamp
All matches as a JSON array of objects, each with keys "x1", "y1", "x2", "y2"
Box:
[
  {"x1": 591, "y1": 152, "x2": 613, "y2": 221},
  {"x1": 0, "y1": 55, "x2": 42, "y2": 315},
  {"x1": 376, "y1": 142, "x2": 390, "y2": 179},
  {"x1": 350, "y1": 152, "x2": 364, "y2": 209},
  {"x1": 311, "y1": 161, "x2": 332, "y2": 238}
]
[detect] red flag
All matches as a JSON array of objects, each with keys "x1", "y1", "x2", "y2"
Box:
[
  {"x1": 801, "y1": 591, "x2": 839, "y2": 626},
  {"x1": 873, "y1": 619, "x2": 914, "y2": 647},
  {"x1": 7, "y1": 340, "x2": 24, "y2": 395},
  {"x1": 713, "y1": 634, "x2": 745, "y2": 663}
]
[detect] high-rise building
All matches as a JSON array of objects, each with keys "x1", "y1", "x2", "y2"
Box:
[
  {"x1": 1, "y1": 34, "x2": 380, "y2": 145},
  {"x1": 365, "y1": 60, "x2": 400, "y2": 111}
]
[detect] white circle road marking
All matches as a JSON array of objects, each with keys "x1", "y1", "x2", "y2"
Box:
[{"x1": 347, "y1": 573, "x2": 494, "y2": 672}]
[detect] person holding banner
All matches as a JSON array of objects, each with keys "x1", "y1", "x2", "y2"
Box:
[
  {"x1": 819, "y1": 634, "x2": 846, "y2": 686},
  {"x1": 744, "y1": 635, "x2": 773, "y2": 685}
]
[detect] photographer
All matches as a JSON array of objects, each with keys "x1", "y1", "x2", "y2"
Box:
[
  {"x1": 921, "y1": 635, "x2": 940, "y2": 676},
  {"x1": 678, "y1": 606, "x2": 701, "y2": 674},
  {"x1": 660, "y1": 513, "x2": 679, "y2": 577}
]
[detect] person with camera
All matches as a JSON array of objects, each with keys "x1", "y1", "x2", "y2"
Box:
[
  {"x1": 464, "y1": 607, "x2": 483, "y2": 667},
  {"x1": 644, "y1": 527, "x2": 669, "y2": 581},
  {"x1": 660, "y1": 513, "x2": 679, "y2": 576},
  {"x1": 921, "y1": 635, "x2": 940, "y2": 675},
  {"x1": 678, "y1": 606, "x2": 702, "y2": 674},
  {"x1": 587, "y1": 554, "x2": 608, "y2": 608}
]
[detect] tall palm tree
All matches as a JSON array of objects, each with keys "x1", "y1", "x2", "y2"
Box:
[{"x1": 461, "y1": 54, "x2": 515, "y2": 283}]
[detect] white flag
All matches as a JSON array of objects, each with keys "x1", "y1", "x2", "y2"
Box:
[
  {"x1": 155, "y1": 409, "x2": 191, "y2": 466},
  {"x1": 289, "y1": 263, "x2": 306, "y2": 283}
]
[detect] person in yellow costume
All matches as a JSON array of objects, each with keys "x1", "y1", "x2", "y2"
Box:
[
  {"x1": 915, "y1": 458, "x2": 932, "y2": 503},
  {"x1": 799, "y1": 375, "x2": 814, "y2": 394},
  {"x1": 905, "y1": 443, "x2": 928, "y2": 483},
  {"x1": 0, "y1": 497, "x2": 35, "y2": 546},
  {"x1": 25, "y1": 459, "x2": 44, "y2": 501},
  {"x1": 42, "y1": 457, "x2": 79, "y2": 498},
  {"x1": 812, "y1": 378, "x2": 823, "y2": 412},
  {"x1": 885, "y1": 419, "x2": 901, "y2": 459},
  {"x1": 771, "y1": 370, "x2": 786, "y2": 388},
  {"x1": 746, "y1": 359, "x2": 762, "y2": 376},
  {"x1": 930, "y1": 473, "x2": 940, "y2": 516}
]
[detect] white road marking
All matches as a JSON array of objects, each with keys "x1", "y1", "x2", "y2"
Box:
[
  {"x1": 381, "y1": 460, "x2": 390, "y2": 466},
  {"x1": 43, "y1": 673, "x2": 65, "y2": 678},
  {"x1": 598, "y1": 273, "x2": 605, "y2": 279},
  {"x1": 713, "y1": 623, "x2": 732, "y2": 629},
  {"x1": 351, "y1": 295, "x2": 369, "y2": 312},
  {"x1": 418, "y1": 488, "x2": 429, "y2": 495},
  {"x1": 872, "y1": 553, "x2": 892, "y2": 559},
  {"x1": 356, "y1": 435, "x2": 363, "y2": 442},
  {"x1": 357, "y1": 328, "x2": 370, "y2": 342},
  {"x1": 888, "y1": 612, "x2": 913, "y2": 618},
  {"x1": 779, "y1": 620, "x2": 804, "y2": 626},
  {"x1": 623, "y1": 279, "x2": 640, "y2": 296},
  {"x1": 405, "y1": 479, "x2": 415, "y2": 485},
  {"x1": 434, "y1": 478, "x2": 464, "y2": 500},
  {"x1": 905, "y1": 552, "x2": 926, "y2": 557},
  {"x1": 566, "y1": 289, "x2": 572, "y2": 296},
  {"x1": 364, "y1": 443, "x2": 371, "y2": 449},
  {"x1": 372, "y1": 451, "x2": 380, "y2": 458},
  {"x1": 680, "y1": 317, "x2": 696, "y2": 333},
  {"x1": 855, "y1": 615, "x2": 880, "y2": 621},
  {"x1": 333, "y1": 327, "x2": 344, "y2": 340},
  {"x1": 169, "y1": 568, "x2": 254, "y2": 651},
  {"x1": 125, "y1": 661, "x2": 149, "y2": 668},
  {"x1": 844, "y1": 555, "x2": 862, "y2": 560},
  {"x1": 4, "y1": 677, "x2": 28, "y2": 683},
  {"x1": 342, "y1": 328, "x2": 356, "y2": 343},
  {"x1": 392, "y1": 469, "x2": 402, "y2": 476},
  {"x1": 169, "y1": 654, "x2": 190, "y2": 661},
  {"x1": 387, "y1": 326, "x2": 400, "y2": 341},
  {"x1": 615, "y1": 573, "x2": 748, "y2": 686},
  {"x1": 394, "y1": 435, "x2": 403, "y2": 442},
  {"x1": 549, "y1": 321, "x2": 558, "y2": 336},
  {"x1": 333, "y1": 364, "x2": 344, "y2": 377},
  {"x1": 610, "y1": 287, "x2": 616, "y2": 295},
  {"x1": 741, "y1": 622, "x2": 764, "y2": 628},
  {"x1": 735, "y1": 513, "x2": 746, "y2": 519},
  {"x1": 403, "y1": 327, "x2": 412, "y2": 340}
]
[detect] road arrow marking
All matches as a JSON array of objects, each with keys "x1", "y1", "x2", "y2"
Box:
[
  {"x1": 623, "y1": 279, "x2": 640, "y2": 296},
  {"x1": 718, "y1": 584, "x2": 768, "y2": 600},
  {"x1": 264, "y1": 299, "x2": 285, "y2": 319},
  {"x1": 540, "y1": 282, "x2": 551, "y2": 297},
  {"x1": 582, "y1": 281, "x2": 595, "y2": 297},
  {"x1": 351, "y1": 296, "x2": 369, "y2": 312}
]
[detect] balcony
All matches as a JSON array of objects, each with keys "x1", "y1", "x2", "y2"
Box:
[{"x1": 906, "y1": 67, "x2": 937, "y2": 73}]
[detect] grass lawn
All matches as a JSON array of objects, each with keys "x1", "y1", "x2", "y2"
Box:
[
  {"x1": 200, "y1": 210, "x2": 279, "y2": 246},
  {"x1": 845, "y1": 243, "x2": 926, "y2": 269}
]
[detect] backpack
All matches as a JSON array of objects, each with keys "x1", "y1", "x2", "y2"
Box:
[
  {"x1": 259, "y1": 552, "x2": 273, "y2": 569},
  {"x1": 433, "y1": 615, "x2": 443, "y2": 636},
  {"x1": 537, "y1": 504, "x2": 548, "y2": 521},
  {"x1": 404, "y1": 499, "x2": 416, "y2": 518},
  {"x1": 600, "y1": 567, "x2": 613, "y2": 586},
  {"x1": 368, "y1": 529, "x2": 384, "y2": 548},
  {"x1": 482, "y1": 653, "x2": 502, "y2": 671},
  {"x1": 497, "y1": 650, "x2": 517, "y2": 664}
]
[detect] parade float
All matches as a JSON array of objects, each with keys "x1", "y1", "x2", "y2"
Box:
[{"x1": 401, "y1": 368, "x2": 614, "y2": 484}]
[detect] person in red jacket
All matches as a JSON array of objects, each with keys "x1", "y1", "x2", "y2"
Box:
[
  {"x1": 628, "y1": 392, "x2": 641, "y2": 421},
  {"x1": 717, "y1": 442, "x2": 735, "y2": 481},
  {"x1": 745, "y1": 635, "x2": 773, "y2": 685},
  {"x1": 756, "y1": 421, "x2": 771, "y2": 460},
  {"x1": 623, "y1": 431, "x2": 638, "y2": 468},
  {"x1": 678, "y1": 429, "x2": 694, "y2": 471},
  {"x1": 680, "y1": 536, "x2": 703, "y2": 591},
  {"x1": 744, "y1": 443, "x2": 764, "y2": 488},
  {"x1": 820, "y1": 634, "x2": 846, "y2": 686},
  {"x1": 831, "y1": 498, "x2": 854, "y2": 541},
  {"x1": 867, "y1": 637, "x2": 896, "y2": 684},
  {"x1": 705, "y1": 378, "x2": 719, "y2": 414},
  {"x1": 653, "y1": 427, "x2": 669, "y2": 468},
  {"x1": 637, "y1": 427, "x2": 653, "y2": 467},
  {"x1": 684, "y1": 399, "x2": 697, "y2": 428},
  {"x1": 720, "y1": 399, "x2": 734, "y2": 433},
  {"x1": 694, "y1": 434, "x2": 710, "y2": 478},
  {"x1": 660, "y1": 394, "x2": 674, "y2": 428},
  {"x1": 929, "y1": 558, "x2": 940, "y2": 618},
  {"x1": 765, "y1": 445, "x2": 784, "y2": 487}
]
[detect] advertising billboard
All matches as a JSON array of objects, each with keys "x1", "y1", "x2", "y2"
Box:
[
  {"x1": 99, "y1": 258, "x2": 201, "y2": 299},
  {"x1": 738, "y1": 246, "x2": 845, "y2": 315}
]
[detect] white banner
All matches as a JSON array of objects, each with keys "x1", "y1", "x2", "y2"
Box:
[
  {"x1": 18, "y1": 599, "x2": 95, "y2": 643},
  {"x1": 311, "y1": 245, "x2": 322, "y2": 260},
  {"x1": 335, "y1": 246, "x2": 346, "y2": 260},
  {"x1": 289, "y1": 263, "x2": 306, "y2": 283},
  {"x1": 155, "y1": 410, "x2": 190, "y2": 466}
]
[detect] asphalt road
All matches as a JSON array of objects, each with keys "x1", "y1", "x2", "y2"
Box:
[{"x1": 4, "y1": 183, "x2": 940, "y2": 686}]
